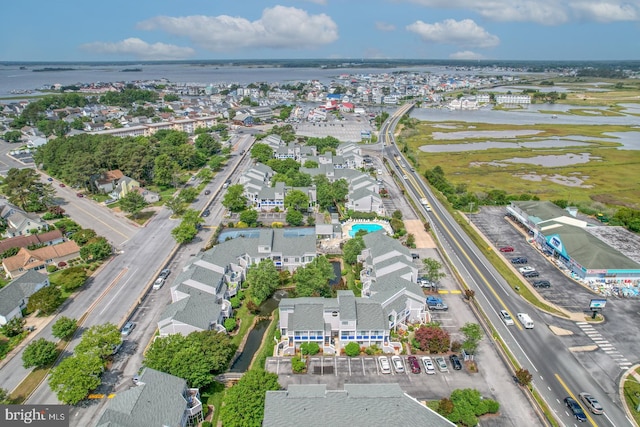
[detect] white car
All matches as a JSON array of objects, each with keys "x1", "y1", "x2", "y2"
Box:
[
  {"x1": 499, "y1": 309, "x2": 515, "y2": 326},
  {"x1": 435, "y1": 356, "x2": 449, "y2": 372},
  {"x1": 378, "y1": 356, "x2": 391, "y2": 374},
  {"x1": 391, "y1": 356, "x2": 404, "y2": 373},
  {"x1": 421, "y1": 356, "x2": 436, "y2": 374},
  {"x1": 518, "y1": 266, "x2": 535, "y2": 274},
  {"x1": 153, "y1": 277, "x2": 165, "y2": 290}
]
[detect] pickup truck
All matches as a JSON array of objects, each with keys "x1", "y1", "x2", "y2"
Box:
[{"x1": 426, "y1": 296, "x2": 448, "y2": 311}]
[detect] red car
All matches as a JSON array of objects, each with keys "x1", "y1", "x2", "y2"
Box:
[
  {"x1": 499, "y1": 246, "x2": 514, "y2": 252},
  {"x1": 59, "y1": 183, "x2": 66, "y2": 187},
  {"x1": 76, "y1": 193, "x2": 84, "y2": 198},
  {"x1": 407, "y1": 356, "x2": 421, "y2": 374}
]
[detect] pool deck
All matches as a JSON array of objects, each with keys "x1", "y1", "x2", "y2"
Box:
[{"x1": 342, "y1": 219, "x2": 394, "y2": 238}]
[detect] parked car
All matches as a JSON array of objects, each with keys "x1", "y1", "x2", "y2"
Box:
[
  {"x1": 449, "y1": 354, "x2": 463, "y2": 370},
  {"x1": 47, "y1": 177, "x2": 53, "y2": 181},
  {"x1": 435, "y1": 356, "x2": 448, "y2": 372},
  {"x1": 564, "y1": 397, "x2": 587, "y2": 422},
  {"x1": 579, "y1": 392, "x2": 603, "y2": 414},
  {"x1": 59, "y1": 183, "x2": 66, "y2": 187},
  {"x1": 378, "y1": 356, "x2": 391, "y2": 374},
  {"x1": 159, "y1": 268, "x2": 171, "y2": 279},
  {"x1": 523, "y1": 270, "x2": 540, "y2": 278},
  {"x1": 421, "y1": 356, "x2": 436, "y2": 374},
  {"x1": 533, "y1": 280, "x2": 551, "y2": 288},
  {"x1": 411, "y1": 253, "x2": 420, "y2": 260},
  {"x1": 204, "y1": 190, "x2": 211, "y2": 195},
  {"x1": 391, "y1": 356, "x2": 404, "y2": 373},
  {"x1": 407, "y1": 356, "x2": 421, "y2": 374},
  {"x1": 153, "y1": 277, "x2": 165, "y2": 290},
  {"x1": 201, "y1": 209, "x2": 210, "y2": 217},
  {"x1": 76, "y1": 193, "x2": 84, "y2": 198},
  {"x1": 510, "y1": 257, "x2": 528, "y2": 264},
  {"x1": 121, "y1": 322, "x2": 135, "y2": 336},
  {"x1": 499, "y1": 309, "x2": 515, "y2": 326},
  {"x1": 499, "y1": 246, "x2": 514, "y2": 252}
]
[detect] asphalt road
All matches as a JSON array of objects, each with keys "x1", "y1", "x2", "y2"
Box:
[{"x1": 389, "y1": 116, "x2": 633, "y2": 426}]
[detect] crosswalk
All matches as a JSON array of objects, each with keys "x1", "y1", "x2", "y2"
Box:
[{"x1": 576, "y1": 322, "x2": 632, "y2": 369}]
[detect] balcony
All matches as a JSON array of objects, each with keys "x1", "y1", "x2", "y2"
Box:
[{"x1": 185, "y1": 388, "x2": 203, "y2": 417}]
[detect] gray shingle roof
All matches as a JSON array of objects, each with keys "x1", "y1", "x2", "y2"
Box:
[
  {"x1": 289, "y1": 303, "x2": 324, "y2": 331},
  {"x1": 96, "y1": 368, "x2": 188, "y2": 427},
  {"x1": 161, "y1": 289, "x2": 221, "y2": 330},
  {"x1": 263, "y1": 384, "x2": 455, "y2": 427},
  {"x1": 0, "y1": 270, "x2": 48, "y2": 316}
]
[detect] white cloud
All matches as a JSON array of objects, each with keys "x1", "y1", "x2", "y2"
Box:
[
  {"x1": 80, "y1": 38, "x2": 195, "y2": 60},
  {"x1": 375, "y1": 21, "x2": 396, "y2": 31},
  {"x1": 449, "y1": 50, "x2": 485, "y2": 60},
  {"x1": 570, "y1": 1, "x2": 639, "y2": 22},
  {"x1": 138, "y1": 6, "x2": 338, "y2": 52},
  {"x1": 296, "y1": 0, "x2": 327, "y2": 4},
  {"x1": 403, "y1": 0, "x2": 568, "y2": 25},
  {"x1": 406, "y1": 19, "x2": 499, "y2": 48}
]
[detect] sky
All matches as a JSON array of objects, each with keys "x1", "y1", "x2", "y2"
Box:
[{"x1": 1, "y1": 0, "x2": 639, "y2": 62}]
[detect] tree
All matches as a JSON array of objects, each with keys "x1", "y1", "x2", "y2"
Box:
[
  {"x1": 48, "y1": 353, "x2": 104, "y2": 405},
  {"x1": 0, "y1": 317, "x2": 25, "y2": 337},
  {"x1": 153, "y1": 154, "x2": 180, "y2": 187},
  {"x1": 0, "y1": 387, "x2": 12, "y2": 404},
  {"x1": 2, "y1": 168, "x2": 55, "y2": 212},
  {"x1": 224, "y1": 318, "x2": 236, "y2": 332},
  {"x1": 171, "y1": 221, "x2": 198, "y2": 244},
  {"x1": 165, "y1": 196, "x2": 186, "y2": 216},
  {"x1": 414, "y1": 325, "x2": 451, "y2": 353},
  {"x1": 464, "y1": 289, "x2": 475, "y2": 300},
  {"x1": 445, "y1": 388, "x2": 500, "y2": 426},
  {"x1": 74, "y1": 323, "x2": 121, "y2": 360},
  {"x1": 250, "y1": 143, "x2": 274, "y2": 163},
  {"x1": 437, "y1": 397, "x2": 455, "y2": 416},
  {"x1": 285, "y1": 209, "x2": 304, "y2": 226},
  {"x1": 52, "y1": 316, "x2": 77, "y2": 340},
  {"x1": 2, "y1": 130, "x2": 22, "y2": 143},
  {"x1": 246, "y1": 259, "x2": 280, "y2": 305},
  {"x1": 294, "y1": 256, "x2": 334, "y2": 297},
  {"x1": 22, "y1": 338, "x2": 58, "y2": 368},
  {"x1": 342, "y1": 236, "x2": 365, "y2": 265},
  {"x1": 459, "y1": 322, "x2": 482, "y2": 355},
  {"x1": 70, "y1": 228, "x2": 96, "y2": 246},
  {"x1": 392, "y1": 209, "x2": 403, "y2": 220},
  {"x1": 80, "y1": 237, "x2": 112, "y2": 261},
  {"x1": 27, "y1": 286, "x2": 63, "y2": 315},
  {"x1": 239, "y1": 209, "x2": 259, "y2": 227},
  {"x1": 179, "y1": 187, "x2": 199, "y2": 204},
  {"x1": 515, "y1": 368, "x2": 533, "y2": 387},
  {"x1": 119, "y1": 191, "x2": 147, "y2": 219},
  {"x1": 406, "y1": 233, "x2": 415, "y2": 248},
  {"x1": 222, "y1": 184, "x2": 247, "y2": 212},
  {"x1": 284, "y1": 190, "x2": 309, "y2": 212},
  {"x1": 220, "y1": 369, "x2": 280, "y2": 427},
  {"x1": 422, "y1": 257, "x2": 446, "y2": 285},
  {"x1": 195, "y1": 133, "x2": 222, "y2": 156},
  {"x1": 58, "y1": 266, "x2": 88, "y2": 292},
  {"x1": 144, "y1": 330, "x2": 236, "y2": 388},
  {"x1": 344, "y1": 342, "x2": 360, "y2": 357}
]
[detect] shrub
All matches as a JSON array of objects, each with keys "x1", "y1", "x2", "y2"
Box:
[
  {"x1": 201, "y1": 422, "x2": 212, "y2": 427},
  {"x1": 365, "y1": 344, "x2": 381, "y2": 355},
  {"x1": 451, "y1": 340, "x2": 462, "y2": 353},
  {"x1": 344, "y1": 342, "x2": 360, "y2": 357},
  {"x1": 230, "y1": 297, "x2": 241, "y2": 309},
  {"x1": 291, "y1": 356, "x2": 306, "y2": 373},
  {"x1": 271, "y1": 222, "x2": 283, "y2": 228},
  {"x1": 46, "y1": 265, "x2": 58, "y2": 273},
  {"x1": 300, "y1": 342, "x2": 320, "y2": 356},
  {"x1": 224, "y1": 318, "x2": 236, "y2": 332}
]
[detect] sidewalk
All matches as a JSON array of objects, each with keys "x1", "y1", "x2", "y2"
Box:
[{"x1": 0, "y1": 313, "x2": 56, "y2": 370}]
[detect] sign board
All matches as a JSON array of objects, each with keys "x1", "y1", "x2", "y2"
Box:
[{"x1": 589, "y1": 299, "x2": 607, "y2": 310}]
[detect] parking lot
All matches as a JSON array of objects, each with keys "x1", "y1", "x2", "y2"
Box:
[
  {"x1": 468, "y1": 206, "x2": 596, "y2": 313},
  {"x1": 265, "y1": 355, "x2": 482, "y2": 401}
]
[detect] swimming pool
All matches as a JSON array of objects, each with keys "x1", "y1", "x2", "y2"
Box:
[{"x1": 349, "y1": 223, "x2": 383, "y2": 237}]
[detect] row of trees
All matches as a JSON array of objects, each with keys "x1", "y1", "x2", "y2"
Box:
[
  {"x1": 48, "y1": 323, "x2": 120, "y2": 404},
  {"x1": 412, "y1": 322, "x2": 482, "y2": 355}
]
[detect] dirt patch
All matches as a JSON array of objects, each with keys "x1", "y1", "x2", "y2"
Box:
[{"x1": 404, "y1": 219, "x2": 436, "y2": 249}]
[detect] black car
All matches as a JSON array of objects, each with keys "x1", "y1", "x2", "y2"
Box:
[
  {"x1": 159, "y1": 268, "x2": 171, "y2": 279},
  {"x1": 201, "y1": 209, "x2": 210, "y2": 217},
  {"x1": 523, "y1": 271, "x2": 540, "y2": 278},
  {"x1": 449, "y1": 354, "x2": 463, "y2": 370},
  {"x1": 510, "y1": 257, "x2": 528, "y2": 264},
  {"x1": 533, "y1": 280, "x2": 551, "y2": 288},
  {"x1": 564, "y1": 397, "x2": 587, "y2": 422}
]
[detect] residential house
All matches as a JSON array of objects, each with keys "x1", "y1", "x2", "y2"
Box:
[
  {"x1": 133, "y1": 187, "x2": 161, "y2": 204},
  {"x1": 94, "y1": 169, "x2": 125, "y2": 193},
  {"x1": 159, "y1": 228, "x2": 316, "y2": 337},
  {"x1": 278, "y1": 290, "x2": 395, "y2": 355},
  {"x1": 0, "y1": 200, "x2": 49, "y2": 238},
  {"x1": 95, "y1": 368, "x2": 203, "y2": 427},
  {"x1": 263, "y1": 384, "x2": 455, "y2": 427},
  {"x1": 0, "y1": 270, "x2": 49, "y2": 325},
  {"x1": 2, "y1": 240, "x2": 81, "y2": 279},
  {"x1": 358, "y1": 231, "x2": 429, "y2": 330},
  {"x1": 0, "y1": 229, "x2": 64, "y2": 255},
  {"x1": 345, "y1": 188, "x2": 385, "y2": 216}
]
